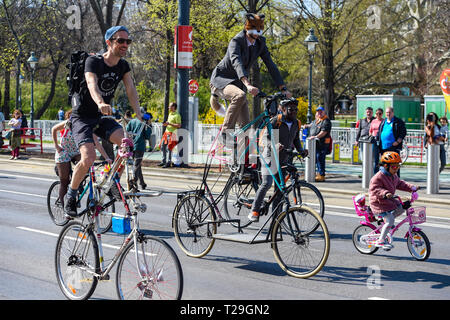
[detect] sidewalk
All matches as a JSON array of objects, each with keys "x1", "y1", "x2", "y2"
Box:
[{"x1": 2, "y1": 142, "x2": 450, "y2": 206}]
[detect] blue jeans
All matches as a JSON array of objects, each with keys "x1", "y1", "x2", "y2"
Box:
[{"x1": 316, "y1": 148, "x2": 327, "y2": 176}]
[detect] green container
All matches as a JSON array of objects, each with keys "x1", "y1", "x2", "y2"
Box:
[
  {"x1": 424, "y1": 95, "x2": 447, "y2": 119},
  {"x1": 356, "y1": 95, "x2": 422, "y2": 129}
]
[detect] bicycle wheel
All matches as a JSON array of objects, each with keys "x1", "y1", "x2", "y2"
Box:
[
  {"x1": 172, "y1": 193, "x2": 216, "y2": 258},
  {"x1": 271, "y1": 205, "x2": 330, "y2": 278},
  {"x1": 407, "y1": 230, "x2": 430, "y2": 261},
  {"x1": 47, "y1": 181, "x2": 69, "y2": 226},
  {"x1": 97, "y1": 193, "x2": 114, "y2": 234},
  {"x1": 116, "y1": 235, "x2": 183, "y2": 300},
  {"x1": 55, "y1": 221, "x2": 99, "y2": 300},
  {"x1": 288, "y1": 180, "x2": 325, "y2": 233},
  {"x1": 223, "y1": 174, "x2": 258, "y2": 228},
  {"x1": 400, "y1": 144, "x2": 409, "y2": 163},
  {"x1": 352, "y1": 225, "x2": 379, "y2": 255}
]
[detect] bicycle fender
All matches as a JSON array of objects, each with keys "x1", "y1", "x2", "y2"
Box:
[
  {"x1": 359, "y1": 220, "x2": 376, "y2": 229},
  {"x1": 404, "y1": 227, "x2": 422, "y2": 238}
]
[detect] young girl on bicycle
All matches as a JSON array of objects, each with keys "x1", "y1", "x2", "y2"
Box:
[{"x1": 368, "y1": 151, "x2": 418, "y2": 249}]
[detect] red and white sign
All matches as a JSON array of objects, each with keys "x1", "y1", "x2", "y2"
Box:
[
  {"x1": 188, "y1": 79, "x2": 199, "y2": 94},
  {"x1": 174, "y1": 25, "x2": 193, "y2": 69}
]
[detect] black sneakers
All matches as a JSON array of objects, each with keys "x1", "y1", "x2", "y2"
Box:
[{"x1": 64, "y1": 194, "x2": 78, "y2": 217}]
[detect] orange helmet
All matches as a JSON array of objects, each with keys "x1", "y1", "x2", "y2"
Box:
[{"x1": 381, "y1": 151, "x2": 402, "y2": 164}]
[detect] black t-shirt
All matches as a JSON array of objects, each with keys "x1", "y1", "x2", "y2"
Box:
[{"x1": 73, "y1": 55, "x2": 131, "y2": 118}]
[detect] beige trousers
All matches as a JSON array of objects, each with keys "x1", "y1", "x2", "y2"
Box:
[{"x1": 210, "y1": 83, "x2": 249, "y2": 131}]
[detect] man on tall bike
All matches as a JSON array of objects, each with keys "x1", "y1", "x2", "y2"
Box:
[
  {"x1": 64, "y1": 26, "x2": 145, "y2": 217},
  {"x1": 209, "y1": 13, "x2": 291, "y2": 144}
]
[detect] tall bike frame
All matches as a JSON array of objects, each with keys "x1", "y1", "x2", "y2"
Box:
[{"x1": 173, "y1": 92, "x2": 329, "y2": 278}]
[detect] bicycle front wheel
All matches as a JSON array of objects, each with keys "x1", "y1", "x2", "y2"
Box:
[
  {"x1": 271, "y1": 206, "x2": 330, "y2": 278},
  {"x1": 116, "y1": 235, "x2": 183, "y2": 300},
  {"x1": 289, "y1": 180, "x2": 325, "y2": 233},
  {"x1": 55, "y1": 221, "x2": 99, "y2": 300},
  {"x1": 407, "y1": 230, "x2": 431, "y2": 261},
  {"x1": 172, "y1": 193, "x2": 216, "y2": 258},
  {"x1": 47, "y1": 181, "x2": 69, "y2": 226}
]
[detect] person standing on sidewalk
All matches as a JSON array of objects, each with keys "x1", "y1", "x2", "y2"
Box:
[
  {"x1": 355, "y1": 106, "x2": 374, "y2": 161},
  {"x1": 0, "y1": 110, "x2": 5, "y2": 148},
  {"x1": 8, "y1": 109, "x2": 22, "y2": 160},
  {"x1": 127, "y1": 108, "x2": 152, "y2": 189},
  {"x1": 439, "y1": 116, "x2": 448, "y2": 173},
  {"x1": 369, "y1": 108, "x2": 384, "y2": 174},
  {"x1": 377, "y1": 107, "x2": 406, "y2": 177},
  {"x1": 158, "y1": 102, "x2": 181, "y2": 168},
  {"x1": 304, "y1": 106, "x2": 332, "y2": 182}
]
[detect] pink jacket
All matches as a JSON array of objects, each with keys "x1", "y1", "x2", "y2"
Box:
[{"x1": 369, "y1": 168, "x2": 414, "y2": 214}]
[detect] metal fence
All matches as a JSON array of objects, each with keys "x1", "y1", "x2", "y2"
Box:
[{"x1": 34, "y1": 120, "x2": 447, "y2": 163}]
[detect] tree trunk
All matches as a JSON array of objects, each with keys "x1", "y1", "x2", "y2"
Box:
[
  {"x1": 35, "y1": 63, "x2": 59, "y2": 119},
  {"x1": 322, "y1": 0, "x2": 335, "y2": 120},
  {"x1": 3, "y1": 71, "x2": 10, "y2": 119}
]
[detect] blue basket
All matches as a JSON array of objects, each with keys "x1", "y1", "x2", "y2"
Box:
[{"x1": 112, "y1": 215, "x2": 131, "y2": 234}]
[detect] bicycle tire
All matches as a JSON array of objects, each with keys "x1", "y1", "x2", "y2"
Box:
[
  {"x1": 116, "y1": 235, "x2": 183, "y2": 300},
  {"x1": 288, "y1": 180, "x2": 325, "y2": 233},
  {"x1": 96, "y1": 193, "x2": 114, "y2": 234},
  {"x1": 400, "y1": 144, "x2": 409, "y2": 163},
  {"x1": 352, "y1": 225, "x2": 379, "y2": 255},
  {"x1": 172, "y1": 193, "x2": 216, "y2": 258},
  {"x1": 223, "y1": 174, "x2": 258, "y2": 228},
  {"x1": 407, "y1": 230, "x2": 431, "y2": 261},
  {"x1": 55, "y1": 221, "x2": 99, "y2": 300},
  {"x1": 271, "y1": 205, "x2": 330, "y2": 278},
  {"x1": 47, "y1": 181, "x2": 69, "y2": 226}
]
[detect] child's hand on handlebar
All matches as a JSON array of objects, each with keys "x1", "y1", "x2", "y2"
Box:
[{"x1": 385, "y1": 192, "x2": 394, "y2": 199}]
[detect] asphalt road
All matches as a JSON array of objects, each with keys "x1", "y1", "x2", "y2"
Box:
[{"x1": 0, "y1": 160, "x2": 449, "y2": 303}]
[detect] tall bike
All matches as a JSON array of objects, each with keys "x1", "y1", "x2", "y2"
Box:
[
  {"x1": 172, "y1": 92, "x2": 329, "y2": 278},
  {"x1": 54, "y1": 114, "x2": 183, "y2": 300}
]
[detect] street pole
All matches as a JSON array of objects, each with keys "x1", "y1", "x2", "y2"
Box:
[
  {"x1": 30, "y1": 69, "x2": 34, "y2": 134},
  {"x1": 307, "y1": 54, "x2": 313, "y2": 124},
  {"x1": 177, "y1": 0, "x2": 189, "y2": 131},
  {"x1": 177, "y1": 0, "x2": 190, "y2": 164}
]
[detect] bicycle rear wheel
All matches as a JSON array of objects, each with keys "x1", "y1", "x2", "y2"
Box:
[
  {"x1": 172, "y1": 193, "x2": 216, "y2": 258},
  {"x1": 223, "y1": 174, "x2": 258, "y2": 228},
  {"x1": 116, "y1": 235, "x2": 183, "y2": 300},
  {"x1": 352, "y1": 225, "x2": 379, "y2": 255},
  {"x1": 47, "y1": 181, "x2": 69, "y2": 226},
  {"x1": 55, "y1": 221, "x2": 99, "y2": 300},
  {"x1": 271, "y1": 206, "x2": 330, "y2": 278}
]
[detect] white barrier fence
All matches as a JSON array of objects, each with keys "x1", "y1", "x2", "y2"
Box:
[{"x1": 33, "y1": 120, "x2": 447, "y2": 163}]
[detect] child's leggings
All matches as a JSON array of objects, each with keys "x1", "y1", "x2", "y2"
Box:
[{"x1": 378, "y1": 204, "x2": 404, "y2": 241}]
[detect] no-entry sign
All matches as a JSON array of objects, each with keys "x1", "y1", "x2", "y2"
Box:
[
  {"x1": 189, "y1": 79, "x2": 199, "y2": 94},
  {"x1": 174, "y1": 25, "x2": 193, "y2": 69}
]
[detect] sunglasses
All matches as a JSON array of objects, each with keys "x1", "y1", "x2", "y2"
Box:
[
  {"x1": 390, "y1": 164, "x2": 400, "y2": 169},
  {"x1": 376, "y1": 112, "x2": 382, "y2": 115},
  {"x1": 110, "y1": 37, "x2": 132, "y2": 45}
]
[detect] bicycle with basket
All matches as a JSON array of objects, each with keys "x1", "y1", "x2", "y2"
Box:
[{"x1": 352, "y1": 191, "x2": 430, "y2": 261}]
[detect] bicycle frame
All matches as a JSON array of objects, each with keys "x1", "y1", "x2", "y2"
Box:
[{"x1": 353, "y1": 195, "x2": 424, "y2": 242}]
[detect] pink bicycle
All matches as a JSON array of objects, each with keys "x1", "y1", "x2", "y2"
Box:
[{"x1": 352, "y1": 192, "x2": 431, "y2": 261}]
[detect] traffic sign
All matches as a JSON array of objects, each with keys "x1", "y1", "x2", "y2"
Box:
[{"x1": 188, "y1": 79, "x2": 199, "y2": 94}]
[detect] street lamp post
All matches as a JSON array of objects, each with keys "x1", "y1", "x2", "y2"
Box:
[
  {"x1": 27, "y1": 52, "x2": 38, "y2": 133},
  {"x1": 304, "y1": 29, "x2": 319, "y2": 124},
  {"x1": 18, "y1": 74, "x2": 24, "y2": 110}
]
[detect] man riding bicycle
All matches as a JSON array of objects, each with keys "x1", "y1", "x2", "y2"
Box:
[
  {"x1": 209, "y1": 13, "x2": 291, "y2": 143},
  {"x1": 64, "y1": 25, "x2": 146, "y2": 217},
  {"x1": 248, "y1": 98, "x2": 308, "y2": 222}
]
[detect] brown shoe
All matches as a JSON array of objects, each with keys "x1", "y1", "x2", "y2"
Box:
[{"x1": 315, "y1": 174, "x2": 325, "y2": 182}]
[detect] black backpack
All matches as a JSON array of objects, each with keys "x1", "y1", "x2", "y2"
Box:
[{"x1": 66, "y1": 51, "x2": 92, "y2": 106}]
